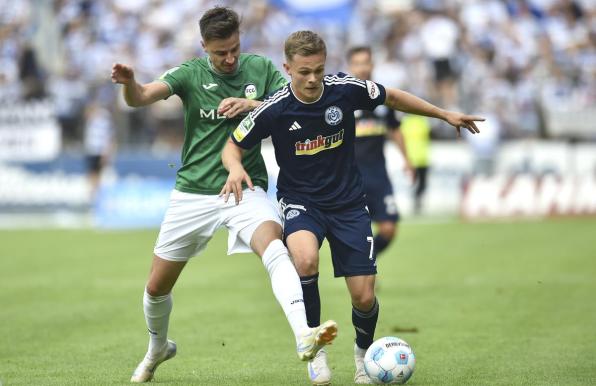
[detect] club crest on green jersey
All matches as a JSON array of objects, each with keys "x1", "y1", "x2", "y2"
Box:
[{"x1": 244, "y1": 84, "x2": 257, "y2": 100}]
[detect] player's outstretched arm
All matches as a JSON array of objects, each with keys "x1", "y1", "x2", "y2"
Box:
[
  {"x1": 220, "y1": 138, "x2": 254, "y2": 205},
  {"x1": 385, "y1": 88, "x2": 484, "y2": 137},
  {"x1": 217, "y1": 98, "x2": 262, "y2": 118},
  {"x1": 111, "y1": 63, "x2": 170, "y2": 107}
]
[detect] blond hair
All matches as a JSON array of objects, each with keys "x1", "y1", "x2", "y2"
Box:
[{"x1": 284, "y1": 31, "x2": 327, "y2": 61}]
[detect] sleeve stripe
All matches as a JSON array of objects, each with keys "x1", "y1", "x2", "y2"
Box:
[
  {"x1": 158, "y1": 79, "x2": 174, "y2": 96},
  {"x1": 251, "y1": 87, "x2": 286, "y2": 116},
  {"x1": 251, "y1": 87, "x2": 290, "y2": 119},
  {"x1": 324, "y1": 74, "x2": 366, "y2": 86},
  {"x1": 324, "y1": 79, "x2": 367, "y2": 88}
]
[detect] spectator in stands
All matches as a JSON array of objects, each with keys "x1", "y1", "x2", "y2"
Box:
[
  {"x1": 18, "y1": 44, "x2": 46, "y2": 100},
  {"x1": 2, "y1": 0, "x2": 594, "y2": 145}
]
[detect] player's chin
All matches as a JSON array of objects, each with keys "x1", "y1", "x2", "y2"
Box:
[{"x1": 221, "y1": 64, "x2": 237, "y2": 73}]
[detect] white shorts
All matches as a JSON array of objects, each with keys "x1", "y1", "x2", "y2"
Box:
[{"x1": 153, "y1": 187, "x2": 282, "y2": 261}]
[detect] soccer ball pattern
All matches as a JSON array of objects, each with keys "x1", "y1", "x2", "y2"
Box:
[{"x1": 364, "y1": 337, "x2": 416, "y2": 384}]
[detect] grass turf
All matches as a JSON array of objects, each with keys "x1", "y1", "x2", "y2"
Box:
[{"x1": 1, "y1": 218, "x2": 595, "y2": 385}]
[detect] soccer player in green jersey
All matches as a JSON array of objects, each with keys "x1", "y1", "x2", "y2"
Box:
[{"x1": 111, "y1": 8, "x2": 337, "y2": 383}]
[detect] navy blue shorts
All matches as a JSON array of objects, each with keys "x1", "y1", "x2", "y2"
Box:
[
  {"x1": 280, "y1": 198, "x2": 377, "y2": 277},
  {"x1": 359, "y1": 164, "x2": 399, "y2": 223}
]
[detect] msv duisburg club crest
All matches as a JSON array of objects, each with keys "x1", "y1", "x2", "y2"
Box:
[
  {"x1": 325, "y1": 106, "x2": 343, "y2": 126},
  {"x1": 286, "y1": 209, "x2": 300, "y2": 220}
]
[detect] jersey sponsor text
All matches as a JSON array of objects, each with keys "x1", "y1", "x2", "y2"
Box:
[
  {"x1": 295, "y1": 129, "x2": 344, "y2": 155},
  {"x1": 199, "y1": 109, "x2": 226, "y2": 120}
]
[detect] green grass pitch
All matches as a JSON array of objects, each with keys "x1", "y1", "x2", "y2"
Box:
[{"x1": 1, "y1": 218, "x2": 595, "y2": 385}]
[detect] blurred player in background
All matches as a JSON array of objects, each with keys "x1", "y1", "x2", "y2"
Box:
[
  {"x1": 347, "y1": 46, "x2": 413, "y2": 258},
  {"x1": 221, "y1": 30, "x2": 483, "y2": 385},
  {"x1": 111, "y1": 7, "x2": 336, "y2": 383},
  {"x1": 401, "y1": 114, "x2": 432, "y2": 214},
  {"x1": 83, "y1": 95, "x2": 115, "y2": 201}
]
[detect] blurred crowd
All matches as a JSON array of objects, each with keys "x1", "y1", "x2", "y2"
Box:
[{"x1": 1, "y1": 0, "x2": 595, "y2": 152}]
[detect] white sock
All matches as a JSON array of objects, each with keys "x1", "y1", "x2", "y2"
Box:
[
  {"x1": 261, "y1": 239, "x2": 309, "y2": 339},
  {"x1": 143, "y1": 289, "x2": 172, "y2": 357}
]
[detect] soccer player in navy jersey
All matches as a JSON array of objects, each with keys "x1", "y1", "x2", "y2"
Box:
[
  {"x1": 347, "y1": 46, "x2": 413, "y2": 259},
  {"x1": 221, "y1": 31, "x2": 483, "y2": 384}
]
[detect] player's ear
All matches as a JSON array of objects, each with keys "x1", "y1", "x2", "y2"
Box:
[
  {"x1": 282, "y1": 62, "x2": 291, "y2": 76},
  {"x1": 201, "y1": 40, "x2": 205, "y2": 50}
]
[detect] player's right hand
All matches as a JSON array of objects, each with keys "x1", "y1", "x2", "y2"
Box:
[
  {"x1": 443, "y1": 111, "x2": 484, "y2": 137},
  {"x1": 219, "y1": 165, "x2": 254, "y2": 205},
  {"x1": 218, "y1": 98, "x2": 260, "y2": 118},
  {"x1": 111, "y1": 63, "x2": 135, "y2": 84}
]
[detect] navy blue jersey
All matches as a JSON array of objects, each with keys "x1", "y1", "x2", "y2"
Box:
[
  {"x1": 232, "y1": 73, "x2": 387, "y2": 210},
  {"x1": 354, "y1": 106, "x2": 400, "y2": 165}
]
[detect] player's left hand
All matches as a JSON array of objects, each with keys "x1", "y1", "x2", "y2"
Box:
[
  {"x1": 219, "y1": 165, "x2": 254, "y2": 205},
  {"x1": 444, "y1": 111, "x2": 485, "y2": 137},
  {"x1": 218, "y1": 98, "x2": 259, "y2": 118}
]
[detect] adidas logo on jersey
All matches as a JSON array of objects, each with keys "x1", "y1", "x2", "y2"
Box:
[{"x1": 289, "y1": 121, "x2": 302, "y2": 131}]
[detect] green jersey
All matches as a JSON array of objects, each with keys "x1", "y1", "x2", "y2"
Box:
[{"x1": 159, "y1": 54, "x2": 287, "y2": 194}]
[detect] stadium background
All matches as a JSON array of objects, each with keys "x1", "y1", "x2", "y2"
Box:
[{"x1": 1, "y1": 1, "x2": 595, "y2": 385}]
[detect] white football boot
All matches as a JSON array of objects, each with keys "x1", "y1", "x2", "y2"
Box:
[
  {"x1": 296, "y1": 320, "x2": 338, "y2": 361},
  {"x1": 307, "y1": 349, "x2": 331, "y2": 385},
  {"x1": 130, "y1": 339, "x2": 177, "y2": 383},
  {"x1": 354, "y1": 343, "x2": 373, "y2": 384}
]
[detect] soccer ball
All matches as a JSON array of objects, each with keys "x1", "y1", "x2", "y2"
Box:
[{"x1": 364, "y1": 337, "x2": 416, "y2": 384}]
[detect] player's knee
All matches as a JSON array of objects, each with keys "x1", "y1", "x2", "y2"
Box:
[
  {"x1": 292, "y1": 252, "x2": 319, "y2": 276},
  {"x1": 145, "y1": 281, "x2": 172, "y2": 297},
  {"x1": 351, "y1": 291, "x2": 376, "y2": 311},
  {"x1": 287, "y1": 231, "x2": 320, "y2": 275},
  {"x1": 251, "y1": 221, "x2": 283, "y2": 256}
]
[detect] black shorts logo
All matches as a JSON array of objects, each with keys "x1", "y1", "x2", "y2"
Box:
[{"x1": 286, "y1": 209, "x2": 300, "y2": 220}]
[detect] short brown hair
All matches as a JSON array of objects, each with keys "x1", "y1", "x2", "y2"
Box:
[
  {"x1": 199, "y1": 7, "x2": 240, "y2": 41},
  {"x1": 284, "y1": 31, "x2": 327, "y2": 61},
  {"x1": 346, "y1": 46, "x2": 372, "y2": 62}
]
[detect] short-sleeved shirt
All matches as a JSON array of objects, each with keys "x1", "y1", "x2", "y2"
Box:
[
  {"x1": 231, "y1": 73, "x2": 387, "y2": 210},
  {"x1": 159, "y1": 54, "x2": 287, "y2": 194},
  {"x1": 354, "y1": 105, "x2": 400, "y2": 166}
]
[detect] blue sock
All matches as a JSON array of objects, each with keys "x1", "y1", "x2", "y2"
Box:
[
  {"x1": 300, "y1": 273, "x2": 321, "y2": 328},
  {"x1": 352, "y1": 297, "x2": 379, "y2": 349},
  {"x1": 374, "y1": 234, "x2": 391, "y2": 255}
]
